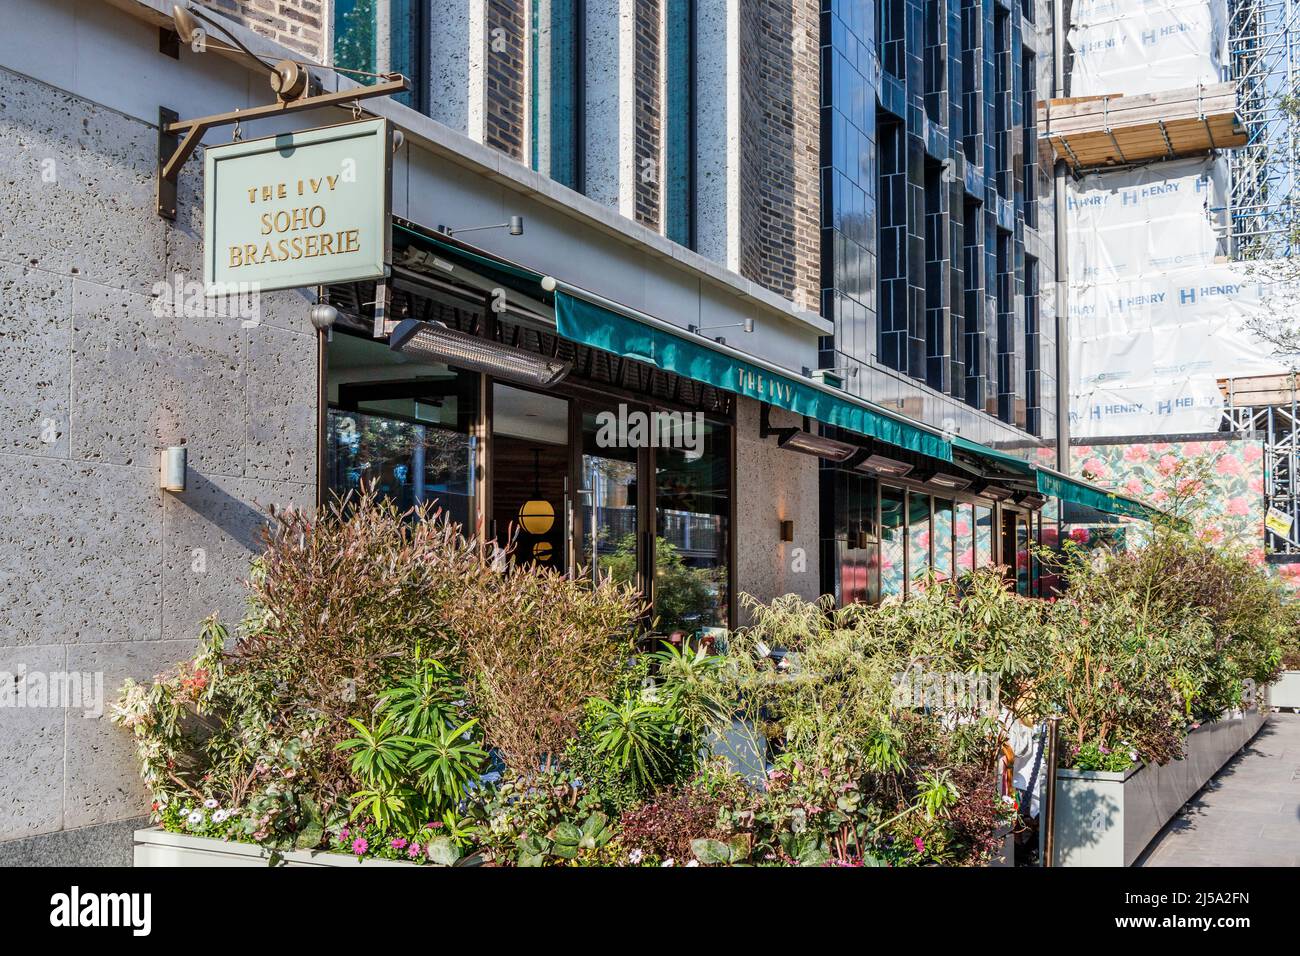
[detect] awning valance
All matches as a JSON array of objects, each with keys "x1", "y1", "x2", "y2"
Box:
[{"x1": 554, "y1": 292, "x2": 953, "y2": 462}]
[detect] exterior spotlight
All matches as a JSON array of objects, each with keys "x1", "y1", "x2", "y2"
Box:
[
  {"x1": 389, "y1": 318, "x2": 572, "y2": 387},
  {"x1": 309, "y1": 303, "x2": 339, "y2": 332},
  {"x1": 439, "y1": 217, "x2": 525, "y2": 238},
  {"x1": 853, "y1": 453, "x2": 913, "y2": 478},
  {"x1": 160, "y1": 446, "x2": 187, "y2": 493},
  {"x1": 171, "y1": 4, "x2": 201, "y2": 44}
]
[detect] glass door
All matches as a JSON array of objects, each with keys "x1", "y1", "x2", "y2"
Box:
[
  {"x1": 490, "y1": 383, "x2": 570, "y2": 570},
  {"x1": 575, "y1": 402, "x2": 645, "y2": 591}
]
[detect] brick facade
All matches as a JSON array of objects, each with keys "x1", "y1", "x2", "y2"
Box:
[
  {"x1": 485, "y1": 0, "x2": 527, "y2": 160},
  {"x1": 738, "y1": 0, "x2": 820, "y2": 309},
  {"x1": 200, "y1": 0, "x2": 325, "y2": 60},
  {"x1": 634, "y1": 0, "x2": 662, "y2": 230}
]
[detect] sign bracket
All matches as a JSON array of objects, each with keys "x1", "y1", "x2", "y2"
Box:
[{"x1": 157, "y1": 76, "x2": 409, "y2": 220}]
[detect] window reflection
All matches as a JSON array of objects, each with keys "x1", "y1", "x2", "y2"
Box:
[
  {"x1": 579, "y1": 408, "x2": 639, "y2": 590},
  {"x1": 933, "y1": 498, "x2": 954, "y2": 582},
  {"x1": 655, "y1": 417, "x2": 729, "y2": 635},
  {"x1": 880, "y1": 485, "x2": 906, "y2": 598},
  {"x1": 975, "y1": 504, "x2": 994, "y2": 568},
  {"x1": 908, "y1": 492, "x2": 931, "y2": 592},
  {"x1": 326, "y1": 332, "x2": 476, "y2": 528}
]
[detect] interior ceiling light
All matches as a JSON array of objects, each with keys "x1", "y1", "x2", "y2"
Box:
[
  {"x1": 924, "y1": 471, "x2": 973, "y2": 491},
  {"x1": 854, "y1": 454, "x2": 913, "y2": 478},
  {"x1": 389, "y1": 318, "x2": 571, "y2": 388},
  {"x1": 776, "y1": 430, "x2": 858, "y2": 463}
]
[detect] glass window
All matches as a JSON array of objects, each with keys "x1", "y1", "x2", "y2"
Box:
[
  {"x1": 334, "y1": 0, "x2": 426, "y2": 112},
  {"x1": 933, "y1": 498, "x2": 954, "y2": 582},
  {"x1": 655, "y1": 417, "x2": 729, "y2": 635},
  {"x1": 530, "y1": 0, "x2": 582, "y2": 190},
  {"x1": 975, "y1": 504, "x2": 994, "y2": 567},
  {"x1": 491, "y1": 384, "x2": 569, "y2": 570},
  {"x1": 955, "y1": 502, "x2": 975, "y2": 575},
  {"x1": 579, "y1": 406, "x2": 640, "y2": 590},
  {"x1": 664, "y1": 0, "x2": 695, "y2": 248},
  {"x1": 880, "y1": 485, "x2": 906, "y2": 598},
  {"x1": 326, "y1": 332, "x2": 476, "y2": 529},
  {"x1": 908, "y1": 492, "x2": 931, "y2": 593}
]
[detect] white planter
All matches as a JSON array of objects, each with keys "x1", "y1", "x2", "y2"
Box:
[
  {"x1": 1052, "y1": 707, "x2": 1268, "y2": 867},
  {"x1": 1269, "y1": 671, "x2": 1300, "y2": 710},
  {"x1": 133, "y1": 828, "x2": 417, "y2": 867}
]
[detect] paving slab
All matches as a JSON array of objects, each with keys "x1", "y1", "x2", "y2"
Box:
[{"x1": 1138, "y1": 712, "x2": 1300, "y2": 867}]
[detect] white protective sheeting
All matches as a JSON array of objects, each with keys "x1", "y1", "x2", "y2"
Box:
[
  {"x1": 1068, "y1": 158, "x2": 1292, "y2": 437},
  {"x1": 1068, "y1": 0, "x2": 1228, "y2": 97}
]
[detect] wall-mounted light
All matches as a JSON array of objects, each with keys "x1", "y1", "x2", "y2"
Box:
[
  {"x1": 851, "y1": 529, "x2": 873, "y2": 550},
  {"x1": 309, "y1": 303, "x2": 339, "y2": 332},
  {"x1": 779, "y1": 519, "x2": 795, "y2": 542},
  {"x1": 803, "y1": 365, "x2": 860, "y2": 387},
  {"x1": 438, "y1": 215, "x2": 524, "y2": 237},
  {"x1": 688, "y1": 317, "x2": 754, "y2": 345},
  {"x1": 160, "y1": 446, "x2": 187, "y2": 493},
  {"x1": 389, "y1": 318, "x2": 571, "y2": 387}
]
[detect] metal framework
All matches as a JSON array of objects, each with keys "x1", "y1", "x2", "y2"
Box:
[
  {"x1": 1228, "y1": 0, "x2": 1300, "y2": 258},
  {"x1": 1223, "y1": 386, "x2": 1300, "y2": 554}
]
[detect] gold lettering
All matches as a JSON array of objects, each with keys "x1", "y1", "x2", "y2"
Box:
[
  {"x1": 229, "y1": 245, "x2": 243, "y2": 267},
  {"x1": 309, "y1": 177, "x2": 322, "y2": 194},
  {"x1": 243, "y1": 243, "x2": 259, "y2": 265},
  {"x1": 320, "y1": 232, "x2": 334, "y2": 256},
  {"x1": 343, "y1": 229, "x2": 360, "y2": 253},
  {"x1": 247, "y1": 188, "x2": 257, "y2": 204},
  {"x1": 326, "y1": 174, "x2": 339, "y2": 191},
  {"x1": 260, "y1": 213, "x2": 273, "y2": 236},
  {"x1": 276, "y1": 183, "x2": 287, "y2": 199}
]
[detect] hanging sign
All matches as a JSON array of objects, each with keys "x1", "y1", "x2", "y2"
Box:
[{"x1": 203, "y1": 118, "x2": 391, "y2": 294}]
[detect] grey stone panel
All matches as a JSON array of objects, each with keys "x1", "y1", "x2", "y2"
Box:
[
  {"x1": 0, "y1": 455, "x2": 163, "y2": 646},
  {"x1": 0, "y1": 644, "x2": 67, "y2": 841},
  {"x1": 0, "y1": 262, "x2": 72, "y2": 459},
  {"x1": 0, "y1": 816, "x2": 146, "y2": 866}
]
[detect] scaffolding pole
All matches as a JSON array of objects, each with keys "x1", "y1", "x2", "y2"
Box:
[{"x1": 1228, "y1": 0, "x2": 1300, "y2": 259}]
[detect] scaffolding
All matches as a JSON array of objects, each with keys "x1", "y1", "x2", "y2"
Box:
[
  {"x1": 1222, "y1": 375, "x2": 1300, "y2": 554},
  {"x1": 1227, "y1": 0, "x2": 1300, "y2": 259}
]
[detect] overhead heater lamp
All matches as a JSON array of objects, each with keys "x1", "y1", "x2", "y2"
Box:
[
  {"x1": 924, "y1": 471, "x2": 973, "y2": 492},
  {"x1": 853, "y1": 454, "x2": 913, "y2": 479},
  {"x1": 388, "y1": 318, "x2": 572, "y2": 388},
  {"x1": 776, "y1": 429, "x2": 858, "y2": 463}
]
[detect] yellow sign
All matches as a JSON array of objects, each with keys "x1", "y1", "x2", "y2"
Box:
[
  {"x1": 1266, "y1": 506, "x2": 1293, "y2": 538},
  {"x1": 203, "y1": 118, "x2": 390, "y2": 294}
]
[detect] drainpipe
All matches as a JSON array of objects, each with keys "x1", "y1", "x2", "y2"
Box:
[{"x1": 1053, "y1": 0, "x2": 1071, "y2": 476}]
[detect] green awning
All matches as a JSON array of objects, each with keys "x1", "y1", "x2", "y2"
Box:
[
  {"x1": 951, "y1": 435, "x2": 1036, "y2": 474},
  {"x1": 394, "y1": 223, "x2": 546, "y2": 301},
  {"x1": 555, "y1": 292, "x2": 952, "y2": 462},
  {"x1": 1036, "y1": 469, "x2": 1162, "y2": 522}
]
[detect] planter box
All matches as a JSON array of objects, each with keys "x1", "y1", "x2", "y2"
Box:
[
  {"x1": 133, "y1": 828, "x2": 416, "y2": 867},
  {"x1": 1269, "y1": 671, "x2": 1300, "y2": 710},
  {"x1": 1053, "y1": 707, "x2": 1267, "y2": 867}
]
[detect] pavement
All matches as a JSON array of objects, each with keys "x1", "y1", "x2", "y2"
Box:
[{"x1": 1137, "y1": 711, "x2": 1300, "y2": 867}]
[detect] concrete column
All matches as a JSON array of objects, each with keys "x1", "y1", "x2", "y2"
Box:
[
  {"x1": 693, "y1": 0, "x2": 741, "y2": 272},
  {"x1": 584, "y1": 0, "x2": 637, "y2": 216},
  {"x1": 429, "y1": 0, "x2": 488, "y2": 141}
]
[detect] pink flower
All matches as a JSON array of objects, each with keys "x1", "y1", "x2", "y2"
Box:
[
  {"x1": 1125, "y1": 478, "x2": 1144, "y2": 497},
  {"x1": 351, "y1": 837, "x2": 368, "y2": 856},
  {"x1": 914, "y1": 837, "x2": 925, "y2": 855},
  {"x1": 1216, "y1": 455, "x2": 1243, "y2": 476},
  {"x1": 1151, "y1": 442, "x2": 1172, "y2": 453},
  {"x1": 1075, "y1": 445, "x2": 1094, "y2": 459},
  {"x1": 1082, "y1": 458, "x2": 1108, "y2": 480},
  {"x1": 1183, "y1": 441, "x2": 1206, "y2": 457},
  {"x1": 1123, "y1": 444, "x2": 1148, "y2": 462},
  {"x1": 955, "y1": 521, "x2": 971, "y2": 537},
  {"x1": 1249, "y1": 477, "x2": 1265, "y2": 494},
  {"x1": 1156, "y1": 455, "x2": 1179, "y2": 476},
  {"x1": 1071, "y1": 528, "x2": 1091, "y2": 544},
  {"x1": 1248, "y1": 549, "x2": 1266, "y2": 567},
  {"x1": 1227, "y1": 497, "x2": 1250, "y2": 517},
  {"x1": 1244, "y1": 444, "x2": 1263, "y2": 463},
  {"x1": 391, "y1": 838, "x2": 407, "y2": 850},
  {"x1": 1037, "y1": 445, "x2": 1057, "y2": 461},
  {"x1": 408, "y1": 843, "x2": 421, "y2": 859}
]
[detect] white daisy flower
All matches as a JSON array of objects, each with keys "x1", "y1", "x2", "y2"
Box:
[
  {"x1": 212, "y1": 809, "x2": 229, "y2": 823},
  {"x1": 685, "y1": 860, "x2": 699, "y2": 867},
  {"x1": 204, "y1": 798, "x2": 219, "y2": 809},
  {"x1": 628, "y1": 849, "x2": 643, "y2": 865},
  {"x1": 187, "y1": 810, "x2": 204, "y2": 826},
  {"x1": 661, "y1": 859, "x2": 675, "y2": 867}
]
